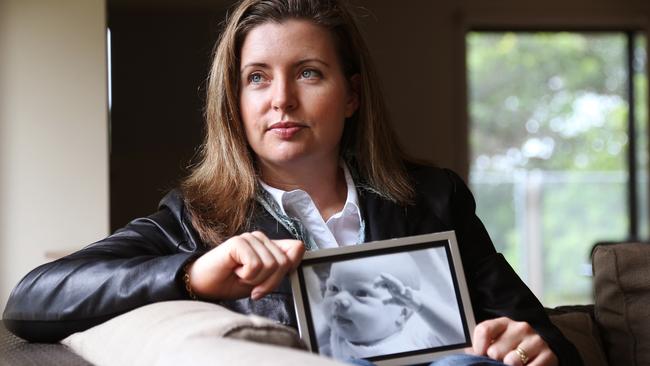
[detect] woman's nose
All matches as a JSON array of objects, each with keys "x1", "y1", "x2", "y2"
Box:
[{"x1": 271, "y1": 77, "x2": 297, "y2": 112}]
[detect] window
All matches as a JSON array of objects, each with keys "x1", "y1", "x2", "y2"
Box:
[{"x1": 467, "y1": 31, "x2": 648, "y2": 306}]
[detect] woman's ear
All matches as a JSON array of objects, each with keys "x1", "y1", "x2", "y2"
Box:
[{"x1": 345, "y1": 74, "x2": 361, "y2": 118}]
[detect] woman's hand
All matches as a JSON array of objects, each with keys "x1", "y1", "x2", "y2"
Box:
[
  {"x1": 187, "y1": 231, "x2": 305, "y2": 301},
  {"x1": 468, "y1": 317, "x2": 558, "y2": 366}
]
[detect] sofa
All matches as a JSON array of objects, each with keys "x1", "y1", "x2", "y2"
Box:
[
  {"x1": 554, "y1": 242, "x2": 650, "y2": 366},
  {"x1": 1, "y1": 242, "x2": 648, "y2": 366}
]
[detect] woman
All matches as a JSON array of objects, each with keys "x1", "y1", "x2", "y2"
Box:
[{"x1": 3, "y1": 0, "x2": 581, "y2": 365}]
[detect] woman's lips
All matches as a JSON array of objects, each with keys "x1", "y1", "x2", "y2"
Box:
[{"x1": 267, "y1": 122, "x2": 306, "y2": 139}]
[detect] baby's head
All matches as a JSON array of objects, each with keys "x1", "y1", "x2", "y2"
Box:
[{"x1": 322, "y1": 253, "x2": 420, "y2": 345}]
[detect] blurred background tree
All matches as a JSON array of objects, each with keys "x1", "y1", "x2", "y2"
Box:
[{"x1": 467, "y1": 32, "x2": 647, "y2": 306}]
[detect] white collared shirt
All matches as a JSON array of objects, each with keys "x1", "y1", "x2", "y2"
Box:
[{"x1": 259, "y1": 164, "x2": 362, "y2": 249}]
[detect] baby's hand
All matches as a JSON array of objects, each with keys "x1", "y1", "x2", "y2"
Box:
[{"x1": 374, "y1": 273, "x2": 422, "y2": 311}]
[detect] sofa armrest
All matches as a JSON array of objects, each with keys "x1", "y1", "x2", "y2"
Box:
[
  {"x1": 547, "y1": 305, "x2": 608, "y2": 366},
  {"x1": 62, "y1": 301, "x2": 345, "y2": 366}
]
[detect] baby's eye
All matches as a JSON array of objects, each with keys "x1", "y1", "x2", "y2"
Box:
[
  {"x1": 300, "y1": 69, "x2": 321, "y2": 79},
  {"x1": 354, "y1": 289, "x2": 369, "y2": 297},
  {"x1": 327, "y1": 284, "x2": 340, "y2": 294}
]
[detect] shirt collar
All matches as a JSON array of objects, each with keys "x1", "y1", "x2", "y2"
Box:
[{"x1": 259, "y1": 162, "x2": 361, "y2": 219}]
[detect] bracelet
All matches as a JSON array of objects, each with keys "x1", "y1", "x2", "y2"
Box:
[{"x1": 183, "y1": 261, "x2": 199, "y2": 301}]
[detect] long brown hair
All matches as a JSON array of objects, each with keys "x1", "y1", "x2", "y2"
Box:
[{"x1": 181, "y1": 0, "x2": 414, "y2": 246}]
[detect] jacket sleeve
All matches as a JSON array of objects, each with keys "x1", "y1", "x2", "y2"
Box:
[
  {"x1": 2, "y1": 195, "x2": 201, "y2": 343},
  {"x1": 444, "y1": 169, "x2": 583, "y2": 366}
]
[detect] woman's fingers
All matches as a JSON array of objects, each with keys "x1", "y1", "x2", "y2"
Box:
[
  {"x1": 486, "y1": 320, "x2": 532, "y2": 360},
  {"x1": 187, "y1": 236, "x2": 257, "y2": 300},
  {"x1": 274, "y1": 239, "x2": 306, "y2": 269},
  {"x1": 472, "y1": 317, "x2": 558, "y2": 366},
  {"x1": 471, "y1": 317, "x2": 510, "y2": 356},
  {"x1": 503, "y1": 350, "x2": 524, "y2": 366},
  {"x1": 234, "y1": 232, "x2": 280, "y2": 285},
  {"x1": 247, "y1": 232, "x2": 294, "y2": 299},
  {"x1": 233, "y1": 232, "x2": 305, "y2": 300},
  {"x1": 251, "y1": 232, "x2": 293, "y2": 274},
  {"x1": 503, "y1": 333, "x2": 556, "y2": 366},
  {"x1": 189, "y1": 232, "x2": 305, "y2": 301},
  {"x1": 526, "y1": 346, "x2": 557, "y2": 366},
  {"x1": 250, "y1": 238, "x2": 305, "y2": 299}
]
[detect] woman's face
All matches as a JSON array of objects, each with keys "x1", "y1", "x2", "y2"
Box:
[{"x1": 238, "y1": 19, "x2": 359, "y2": 172}]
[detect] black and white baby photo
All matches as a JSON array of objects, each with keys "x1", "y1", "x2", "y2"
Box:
[{"x1": 303, "y1": 247, "x2": 466, "y2": 361}]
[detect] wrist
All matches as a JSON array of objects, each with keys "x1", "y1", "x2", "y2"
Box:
[
  {"x1": 412, "y1": 298, "x2": 424, "y2": 313},
  {"x1": 183, "y1": 260, "x2": 199, "y2": 300}
]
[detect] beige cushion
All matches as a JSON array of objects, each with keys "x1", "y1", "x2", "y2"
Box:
[
  {"x1": 61, "y1": 300, "x2": 345, "y2": 366},
  {"x1": 593, "y1": 243, "x2": 650, "y2": 366},
  {"x1": 549, "y1": 311, "x2": 608, "y2": 366}
]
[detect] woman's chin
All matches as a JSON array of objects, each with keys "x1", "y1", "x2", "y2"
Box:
[{"x1": 258, "y1": 151, "x2": 333, "y2": 170}]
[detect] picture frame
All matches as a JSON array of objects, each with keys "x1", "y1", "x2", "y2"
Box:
[{"x1": 290, "y1": 231, "x2": 476, "y2": 366}]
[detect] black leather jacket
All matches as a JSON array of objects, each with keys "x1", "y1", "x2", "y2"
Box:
[{"x1": 2, "y1": 165, "x2": 582, "y2": 365}]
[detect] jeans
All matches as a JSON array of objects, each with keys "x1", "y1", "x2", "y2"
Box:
[
  {"x1": 431, "y1": 355, "x2": 507, "y2": 366},
  {"x1": 347, "y1": 354, "x2": 507, "y2": 366}
]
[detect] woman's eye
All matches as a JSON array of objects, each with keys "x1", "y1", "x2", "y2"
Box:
[
  {"x1": 248, "y1": 73, "x2": 264, "y2": 84},
  {"x1": 300, "y1": 69, "x2": 320, "y2": 79}
]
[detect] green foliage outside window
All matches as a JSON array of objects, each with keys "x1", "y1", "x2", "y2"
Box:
[{"x1": 468, "y1": 32, "x2": 647, "y2": 306}]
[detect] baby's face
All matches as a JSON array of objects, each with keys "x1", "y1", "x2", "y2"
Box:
[{"x1": 322, "y1": 261, "x2": 405, "y2": 344}]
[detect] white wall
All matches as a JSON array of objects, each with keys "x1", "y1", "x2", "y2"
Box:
[{"x1": 0, "y1": 0, "x2": 109, "y2": 313}]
